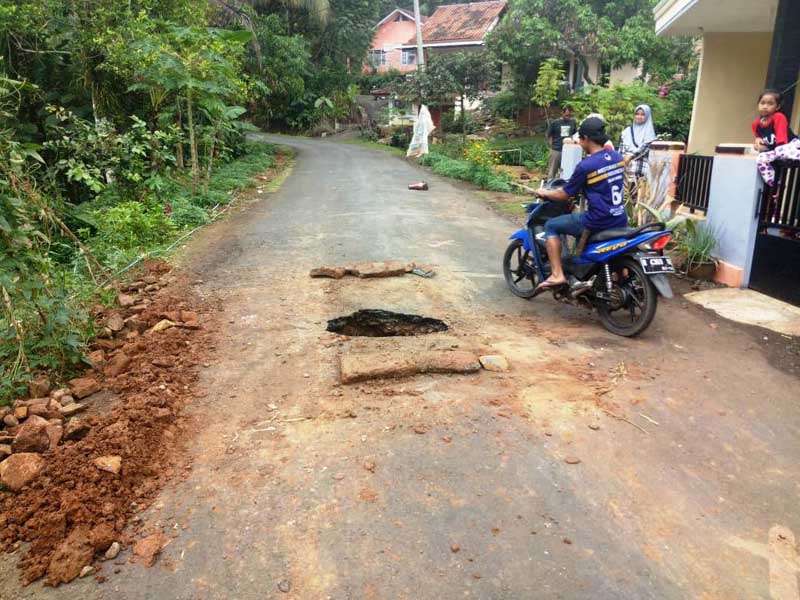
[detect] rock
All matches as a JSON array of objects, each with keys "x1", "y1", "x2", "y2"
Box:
[
  {"x1": 277, "y1": 579, "x2": 292, "y2": 593},
  {"x1": 12, "y1": 415, "x2": 51, "y2": 453},
  {"x1": 0, "y1": 453, "x2": 46, "y2": 491},
  {"x1": 15, "y1": 397, "x2": 48, "y2": 408},
  {"x1": 0, "y1": 407, "x2": 9, "y2": 419},
  {"x1": 450, "y1": 544, "x2": 461, "y2": 553},
  {"x1": 148, "y1": 319, "x2": 176, "y2": 334},
  {"x1": 159, "y1": 310, "x2": 181, "y2": 323},
  {"x1": 152, "y1": 408, "x2": 175, "y2": 423},
  {"x1": 142, "y1": 275, "x2": 158, "y2": 285},
  {"x1": 51, "y1": 388, "x2": 70, "y2": 401},
  {"x1": 46, "y1": 527, "x2": 94, "y2": 586},
  {"x1": 479, "y1": 355, "x2": 510, "y2": 372},
  {"x1": 133, "y1": 532, "x2": 169, "y2": 567},
  {"x1": 28, "y1": 375, "x2": 51, "y2": 399},
  {"x1": 352, "y1": 261, "x2": 414, "y2": 279},
  {"x1": 14, "y1": 406, "x2": 28, "y2": 420},
  {"x1": 104, "y1": 352, "x2": 131, "y2": 378},
  {"x1": 89, "y1": 523, "x2": 116, "y2": 552},
  {"x1": 86, "y1": 350, "x2": 106, "y2": 368},
  {"x1": 413, "y1": 425, "x2": 427, "y2": 434},
  {"x1": 117, "y1": 293, "x2": 137, "y2": 308},
  {"x1": 69, "y1": 377, "x2": 101, "y2": 399},
  {"x1": 104, "y1": 541, "x2": 121, "y2": 560},
  {"x1": 47, "y1": 398, "x2": 62, "y2": 412},
  {"x1": 94, "y1": 455, "x2": 122, "y2": 475},
  {"x1": 46, "y1": 424, "x2": 63, "y2": 449},
  {"x1": 363, "y1": 461, "x2": 376, "y2": 473},
  {"x1": 27, "y1": 404, "x2": 55, "y2": 419},
  {"x1": 106, "y1": 313, "x2": 125, "y2": 333},
  {"x1": 59, "y1": 403, "x2": 88, "y2": 418},
  {"x1": 0, "y1": 444, "x2": 11, "y2": 459},
  {"x1": 588, "y1": 423, "x2": 600, "y2": 431},
  {"x1": 64, "y1": 419, "x2": 90, "y2": 441},
  {"x1": 180, "y1": 310, "x2": 198, "y2": 324},
  {"x1": 310, "y1": 266, "x2": 347, "y2": 279},
  {"x1": 0, "y1": 434, "x2": 14, "y2": 444},
  {"x1": 152, "y1": 357, "x2": 174, "y2": 368},
  {"x1": 3, "y1": 414, "x2": 19, "y2": 428},
  {"x1": 79, "y1": 565, "x2": 95, "y2": 578},
  {"x1": 144, "y1": 284, "x2": 159, "y2": 292},
  {"x1": 339, "y1": 350, "x2": 481, "y2": 384},
  {"x1": 564, "y1": 456, "x2": 581, "y2": 465}
]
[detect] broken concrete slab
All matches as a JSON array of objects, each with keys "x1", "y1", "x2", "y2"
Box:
[
  {"x1": 685, "y1": 288, "x2": 800, "y2": 337},
  {"x1": 340, "y1": 350, "x2": 481, "y2": 384},
  {"x1": 309, "y1": 261, "x2": 415, "y2": 280}
]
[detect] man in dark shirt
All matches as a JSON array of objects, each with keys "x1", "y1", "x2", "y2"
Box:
[
  {"x1": 546, "y1": 105, "x2": 577, "y2": 179},
  {"x1": 535, "y1": 117, "x2": 628, "y2": 291}
]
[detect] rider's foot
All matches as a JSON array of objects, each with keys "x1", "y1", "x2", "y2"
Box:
[{"x1": 535, "y1": 277, "x2": 567, "y2": 292}]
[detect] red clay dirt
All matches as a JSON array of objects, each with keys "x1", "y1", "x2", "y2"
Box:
[{"x1": 0, "y1": 261, "x2": 216, "y2": 586}]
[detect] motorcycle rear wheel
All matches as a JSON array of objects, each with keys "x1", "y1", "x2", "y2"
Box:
[
  {"x1": 503, "y1": 239, "x2": 540, "y2": 299},
  {"x1": 596, "y1": 257, "x2": 658, "y2": 337}
]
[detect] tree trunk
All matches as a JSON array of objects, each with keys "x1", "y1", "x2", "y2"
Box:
[
  {"x1": 186, "y1": 93, "x2": 200, "y2": 193},
  {"x1": 204, "y1": 125, "x2": 218, "y2": 194},
  {"x1": 461, "y1": 94, "x2": 466, "y2": 147},
  {"x1": 176, "y1": 99, "x2": 185, "y2": 169}
]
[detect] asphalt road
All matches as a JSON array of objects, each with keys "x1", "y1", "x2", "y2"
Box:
[{"x1": 5, "y1": 135, "x2": 799, "y2": 600}]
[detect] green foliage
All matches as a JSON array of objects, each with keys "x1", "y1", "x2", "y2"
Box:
[
  {"x1": 675, "y1": 219, "x2": 718, "y2": 271},
  {"x1": 441, "y1": 111, "x2": 477, "y2": 135},
  {"x1": 568, "y1": 80, "x2": 695, "y2": 143},
  {"x1": 421, "y1": 151, "x2": 513, "y2": 192},
  {"x1": 532, "y1": 58, "x2": 566, "y2": 120},
  {"x1": 484, "y1": 90, "x2": 524, "y2": 120},
  {"x1": 489, "y1": 0, "x2": 696, "y2": 100}
]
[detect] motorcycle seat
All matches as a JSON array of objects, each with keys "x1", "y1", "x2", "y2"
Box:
[{"x1": 588, "y1": 223, "x2": 665, "y2": 243}]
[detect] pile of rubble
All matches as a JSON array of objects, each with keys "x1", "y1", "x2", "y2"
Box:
[{"x1": 0, "y1": 261, "x2": 213, "y2": 586}]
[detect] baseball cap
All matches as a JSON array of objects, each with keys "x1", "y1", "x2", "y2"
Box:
[{"x1": 578, "y1": 117, "x2": 607, "y2": 140}]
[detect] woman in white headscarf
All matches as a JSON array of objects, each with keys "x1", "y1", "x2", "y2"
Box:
[{"x1": 620, "y1": 104, "x2": 657, "y2": 180}]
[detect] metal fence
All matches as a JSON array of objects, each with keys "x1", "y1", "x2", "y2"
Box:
[
  {"x1": 675, "y1": 154, "x2": 714, "y2": 213},
  {"x1": 759, "y1": 162, "x2": 800, "y2": 233}
]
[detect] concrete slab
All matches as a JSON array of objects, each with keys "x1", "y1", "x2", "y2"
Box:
[{"x1": 685, "y1": 287, "x2": 800, "y2": 337}]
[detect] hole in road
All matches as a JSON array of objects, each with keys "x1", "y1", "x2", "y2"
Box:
[{"x1": 326, "y1": 309, "x2": 448, "y2": 337}]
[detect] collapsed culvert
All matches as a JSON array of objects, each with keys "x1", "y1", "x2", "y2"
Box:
[{"x1": 327, "y1": 309, "x2": 448, "y2": 337}]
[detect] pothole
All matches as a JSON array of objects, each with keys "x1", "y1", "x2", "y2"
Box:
[{"x1": 327, "y1": 309, "x2": 448, "y2": 337}]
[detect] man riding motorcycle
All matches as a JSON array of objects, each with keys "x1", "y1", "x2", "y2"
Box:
[{"x1": 533, "y1": 117, "x2": 629, "y2": 293}]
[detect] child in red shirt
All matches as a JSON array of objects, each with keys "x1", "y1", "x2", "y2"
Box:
[{"x1": 753, "y1": 89, "x2": 800, "y2": 186}]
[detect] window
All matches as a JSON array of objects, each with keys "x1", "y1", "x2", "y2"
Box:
[
  {"x1": 369, "y1": 50, "x2": 386, "y2": 67},
  {"x1": 401, "y1": 49, "x2": 416, "y2": 66}
]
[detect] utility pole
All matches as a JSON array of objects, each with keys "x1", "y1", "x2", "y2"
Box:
[{"x1": 413, "y1": 0, "x2": 425, "y2": 71}]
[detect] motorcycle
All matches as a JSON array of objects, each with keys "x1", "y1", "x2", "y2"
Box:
[{"x1": 502, "y1": 149, "x2": 674, "y2": 337}]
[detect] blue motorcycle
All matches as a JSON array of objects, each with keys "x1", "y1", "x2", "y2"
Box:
[{"x1": 503, "y1": 183, "x2": 675, "y2": 337}]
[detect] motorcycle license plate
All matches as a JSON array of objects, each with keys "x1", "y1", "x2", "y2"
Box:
[{"x1": 640, "y1": 256, "x2": 675, "y2": 274}]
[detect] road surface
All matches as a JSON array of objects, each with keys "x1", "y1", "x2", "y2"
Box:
[{"x1": 5, "y1": 135, "x2": 799, "y2": 600}]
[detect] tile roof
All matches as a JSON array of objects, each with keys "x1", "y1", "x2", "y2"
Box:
[{"x1": 408, "y1": 1, "x2": 506, "y2": 45}]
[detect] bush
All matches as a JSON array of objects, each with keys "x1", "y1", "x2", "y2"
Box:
[
  {"x1": 421, "y1": 151, "x2": 513, "y2": 192},
  {"x1": 441, "y1": 110, "x2": 477, "y2": 135},
  {"x1": 170, "y1": 198, "x2": 210, "y2": 229},
  {"x1": 389, "y1": 126, "x2": 412, "y2": 148},
  {"x1": 568, "y1": 79, "x2": 695, "y2": 144},
  {"x1": 484, "y1": 90, "x2": 522, "y2": 120}
]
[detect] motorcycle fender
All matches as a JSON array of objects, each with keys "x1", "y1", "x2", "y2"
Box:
[
  {"x1": 649, "y1": 274, "x2": 674, "y2": 299},
  {"x1": 509, "y1": 229, "x2": 532, "y2": 252}
]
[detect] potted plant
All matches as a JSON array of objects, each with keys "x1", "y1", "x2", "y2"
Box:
[{"x1": 675, "y1": 219, "x2": 718, "y2": 280}]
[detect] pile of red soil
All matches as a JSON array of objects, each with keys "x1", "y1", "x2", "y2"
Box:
[{"x1": 0, "y1": 261, "x2": 215, "y2": 586}]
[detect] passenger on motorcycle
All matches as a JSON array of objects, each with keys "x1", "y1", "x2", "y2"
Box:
[{"x1": 534, "y1": 117, "x2": 628, "y2": 292}]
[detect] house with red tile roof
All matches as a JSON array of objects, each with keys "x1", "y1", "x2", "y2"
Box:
[
  {"x1": 365, "y1": 8, "x2": 424, "y2": 74},
  {"x1": 399, "y1": 0, "x2": 506, "y2": 61}
]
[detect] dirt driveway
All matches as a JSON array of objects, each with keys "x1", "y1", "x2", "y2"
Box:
[{"x1": 4, "y1": 135, "x2": 799, "y2": 600}]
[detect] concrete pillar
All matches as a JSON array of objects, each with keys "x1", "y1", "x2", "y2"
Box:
[
  {"x1": 650, "y1": 141, "x2": 685, "y2": 199},
  {"x1": 705, "y1": 144, "x2": 763, "y2": 288},
  {"x1": 560, "y1": 139, "x2": 582, "y2": 180}
]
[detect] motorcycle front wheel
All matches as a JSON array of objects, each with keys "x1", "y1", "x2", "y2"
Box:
[
  {"x1": 596, "y1": 257, "x2": 658, "y2": 337},
  {"x1": 503, "y1": 239, "x2": 540, "y2": 299}
]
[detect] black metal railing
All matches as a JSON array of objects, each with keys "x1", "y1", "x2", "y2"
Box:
[
  {"x1": 675, "y1": 153, "x2": 714, "y2": 213},
  {"x1": 758, "y1": 161, "x2": 800, "y2": 234}
]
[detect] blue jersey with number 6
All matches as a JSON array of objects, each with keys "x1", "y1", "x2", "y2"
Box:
[{"x1": 563, "y1": 149, "x2": 628, "y2": 231}]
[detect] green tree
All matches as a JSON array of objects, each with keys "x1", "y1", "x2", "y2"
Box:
[{"x1": 532, "y1": 58, "x2": 566, "y2": 123}]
